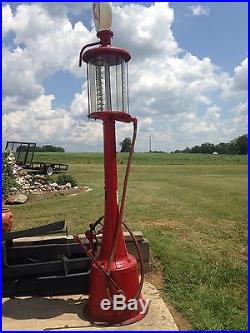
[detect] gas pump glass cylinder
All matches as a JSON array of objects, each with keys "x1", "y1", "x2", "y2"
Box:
[{"x1": 87, "y1": 54, "x2": 129, "y2": 114}]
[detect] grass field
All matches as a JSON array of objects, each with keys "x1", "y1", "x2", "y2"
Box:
[
  {"x1": 34, "y1": 151, "x2": 247, "y2": 165},
  {"x1": 10, "y1": 153, "x2": 248, "y2": 330}
]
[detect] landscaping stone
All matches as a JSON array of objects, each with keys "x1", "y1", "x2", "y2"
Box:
[
  {"x1": 6, "y1": 193, "x2": 28, "y2": 205},
  {"x1": 9, "y1": 187, "x2": 18, "y2": 192},
  {"x1": 4, "y1": 150, "x2": 81, "y2": 200}
]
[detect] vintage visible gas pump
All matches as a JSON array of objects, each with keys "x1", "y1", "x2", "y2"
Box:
[{"x1": 76, "y1": 2, "x2": 147, "y2": 326}]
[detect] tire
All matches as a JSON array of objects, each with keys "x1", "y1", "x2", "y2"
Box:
[{"x1": 46, "y1": 166, "x2": 54, "y2": 176}]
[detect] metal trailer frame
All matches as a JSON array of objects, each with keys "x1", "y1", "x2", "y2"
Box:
[
  {"x1": 2, "y1": 221, "x2": 149, "y2": 298},
  {"x1": 2, "y1": 221, "x2": 91, "y2": 297},
  {"x1": 5, "y1": 141, "x2": 69, "y2": 175}
]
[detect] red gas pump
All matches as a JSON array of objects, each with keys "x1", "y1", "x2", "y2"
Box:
[{"x1": 76, "y1": 3, "x2": 148, "y2": 326}]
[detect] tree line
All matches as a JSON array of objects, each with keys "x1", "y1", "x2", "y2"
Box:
[
  {"x1": 120, "y1": 134, "x2": 248, "y2": 155},
  {"x1": 34, "y1": 145, "x2": 65, "y2": 152},
  {"x1": 16, "y1": 144, "x2": 65, "y2": 152},
  {"x1": 174, "y1": 134, "x2": 248, "y2": 155}
]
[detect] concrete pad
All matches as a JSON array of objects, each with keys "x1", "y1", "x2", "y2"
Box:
[{"x1": 2, "y1": 282, "x2": 178, "y2": 331}]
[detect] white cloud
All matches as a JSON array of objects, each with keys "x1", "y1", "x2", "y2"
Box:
[
  {"x1": 231, "y1": 102, "x2": 248, "y2": 115},
  {"x1": 231, "y1": 58, "x2": 248, "y2": 92},
  {"x1": 2, "y1": 2, "x2": 248, "y2": 152},
  {"x1": 2, "y1": 4, "x2": 14, "y2": 36},
  {"x1": 222, "y1": 57, "x2": 248, "y2": 99},
  {"x1": 205, "y1": 105, "x2": 221, "y2": 121},
  {"x1": 2, "y1": 94, "x2": 103, "y2": 151},
  {"x1": 190, "y1": 5, "x2": 210, "y2": 16},
  {"x1": 2, "y1": 47, "x2": 44, "y2": 106},
  {"x1": 2, "y1": 3, "x2": 95, "y2": 82},
  {"x1": 112, "y1": 2, "x2": 179, "y2": 61},
  {"x1": 230, "y1": 102, "x2": 248, "y2": 129},
  {"x1": 70, "y1": 82, "x2": 89, "y2": 119},
  {"x1": 129, "y1": 53, "x2": 226, "y2": 120}
]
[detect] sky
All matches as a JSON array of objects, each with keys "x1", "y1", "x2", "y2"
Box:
[{"x1": 2, "y1": 2, "x2": 248, "y2": 152}]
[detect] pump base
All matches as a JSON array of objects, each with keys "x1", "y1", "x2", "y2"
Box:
[
  {"x1": 84, "y1": 254, "x2": 148, "y2": 325},
  {"x1": 84, "y1": 303, "x2": 147, "y2": 326}
]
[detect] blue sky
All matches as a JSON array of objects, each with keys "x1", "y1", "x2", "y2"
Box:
[
  {"x1": 170, "y1": 2, "x2": 248, "y2": 73},
  {"x1": 2, "y1": 2, "x2": 248, "y2": 152},
  {"x1": 42, "y1": 1, "x2": 248, "y2": 111}
]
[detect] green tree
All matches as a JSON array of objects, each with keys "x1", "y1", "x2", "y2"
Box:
[
  {"x1": 120, "y1": 137, "x2": 132, "y2": 152},
  {"x1": 183, "y1": 147, "x2": 191, "y2": 153},
  {"x1": 34, "y1": 145, "x2": 65, "y2": 152},
  {"x1": 178, "y1": 134, "x2": 248, "y2": 155},
  {"x1": 233, "y1": 134, "x2": 248, "y2": 155}
]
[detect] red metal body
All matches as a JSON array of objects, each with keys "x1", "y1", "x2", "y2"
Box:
[
  {"x1": 81, "y1": 30, "x2": 147, "y2": 325},
  {"x1": 84, "y1": 112, "x2": 146, "y2": 325},
  {"x1": 82, "y1": 46, "x2": 131, "y2": 64}
]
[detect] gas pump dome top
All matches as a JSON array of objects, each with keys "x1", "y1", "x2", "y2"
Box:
[
  {"x1": 79, "y1": 2, "x2": 132, "y2": 116},
  {"x1": 82, "y1": 46, "x2": 131, "y2": 65}
]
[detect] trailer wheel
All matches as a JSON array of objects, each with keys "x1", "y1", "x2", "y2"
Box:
[{"x1": 46, "y1": 166, "x2": 54, "y2": 176}]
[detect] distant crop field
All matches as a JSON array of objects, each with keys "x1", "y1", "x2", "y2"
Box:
[
  {"x1": 10, "y1": 152, "x2": 247, "y2": 330},
  {"x1": 34, "y1": 152, "x2": 248, "y2": 165}
]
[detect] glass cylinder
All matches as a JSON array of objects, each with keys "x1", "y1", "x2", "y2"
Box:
[{"x1": 87, "y1": 54, "x2": 129, "y2": 115}]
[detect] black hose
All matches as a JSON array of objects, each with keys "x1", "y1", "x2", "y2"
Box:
[{"x1": 79, "y1": 41, "x2": 100, "y2": 67}]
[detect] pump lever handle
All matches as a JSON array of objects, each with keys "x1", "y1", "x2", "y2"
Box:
[
  {"x1": 73, "y1": 234, "x2": 124, "y2": 295},
  {"x1": 89, "y1": 215, "x2": 104, "y2": 231}
]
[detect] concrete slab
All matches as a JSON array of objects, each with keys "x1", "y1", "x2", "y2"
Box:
[{"x1": 2, "y1": 282, "x2": 178, "y2": 331}]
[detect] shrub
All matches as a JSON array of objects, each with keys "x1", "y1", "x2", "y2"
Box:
[
  {"x1": 44, "y1": 175, "x2": 54, "y2": 185},
  {"x1": 56, "y1": 174, "x2": 78, "y2": 187}
]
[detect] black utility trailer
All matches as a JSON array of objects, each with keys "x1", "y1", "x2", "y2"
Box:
[
  {"x1": 2, "y1": 221, "x2": 91, "y2": 297},
  {"x1": 2, "y1": 219, "x2": 149, "y2": 297},
  {"x1": 5, "y1": 141, "x2": 69, "y2": 176}
]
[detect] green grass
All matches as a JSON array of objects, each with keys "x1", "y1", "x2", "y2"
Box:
[
  {"x1": 10, "y1": 153, "x2": 248, "y2": 330},
  {"x1": 34, "y1": 152, "x2": 247, "y2": 165}
]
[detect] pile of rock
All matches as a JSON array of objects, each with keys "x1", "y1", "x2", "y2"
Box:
[
  {"x1": 10, "y1": 174, "x2": 74, "y2": 196},
  {"x1": 4, "y1": 150, "x2": 77, "y2": 199}
]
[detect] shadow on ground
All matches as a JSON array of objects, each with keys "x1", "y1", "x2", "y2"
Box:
[
  {"x1": 2, "y1": 297, "x2": 127, "y2": 330},
  {"x1": 2, "y1": 296, "x2": 87, "y2": 320}
]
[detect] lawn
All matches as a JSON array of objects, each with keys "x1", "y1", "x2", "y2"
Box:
[
  {"x1": 9, "y1": 153, "x2": 248, "y2": 330},
  {"x1": 33, "y1": 151, "x2": 247, "y2": 165}
]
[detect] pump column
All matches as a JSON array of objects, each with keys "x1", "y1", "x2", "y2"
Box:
[{"x1": 98, "y1": 116, "x2": 128, "y2": 263}]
